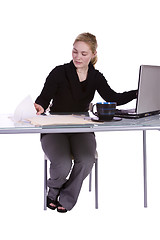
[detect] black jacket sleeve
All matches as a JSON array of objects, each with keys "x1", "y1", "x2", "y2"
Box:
[
  {"x1": 35, "y1": 67, "x2": 59, "y2": 110},
  {"x1": 96, "y1": 71, "x2": 137, "y2": 105}
]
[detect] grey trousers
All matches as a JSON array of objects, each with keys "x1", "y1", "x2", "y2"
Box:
[{"x1": 41, "y1": 133, "x2": 97, "y2": 210}]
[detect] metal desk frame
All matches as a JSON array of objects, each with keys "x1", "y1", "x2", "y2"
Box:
[{"x1": 1, "y1": 114, "x2": 160, "y2": 208}]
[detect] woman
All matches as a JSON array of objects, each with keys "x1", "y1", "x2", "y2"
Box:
[{"x1": 35, "y1": 33, "x2": 137, "y2": 212}]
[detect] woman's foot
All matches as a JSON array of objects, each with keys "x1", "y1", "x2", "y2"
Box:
[
  {"x1": 47, "y1": 197, "x2": 58, "y2": 210},
  {"x1": 57, "y1": 203, "x2": 67, "y2": 213}
]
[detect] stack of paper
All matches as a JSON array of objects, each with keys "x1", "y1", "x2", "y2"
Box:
[{"x1": 28, "y1": 115, "x2": 93, "y2": 126}]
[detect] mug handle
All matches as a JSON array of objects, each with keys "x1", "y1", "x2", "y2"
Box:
[{"x1": 91, "y1": 104, "x2": 98, "y2": 116}]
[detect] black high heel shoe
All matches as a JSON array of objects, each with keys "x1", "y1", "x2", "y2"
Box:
[
  {"x1": 47, "y1": 197, "x2": 58, "y2": 210},
  {"x1": 57, "y1": 203, "x2": 68, "y2": 213}
]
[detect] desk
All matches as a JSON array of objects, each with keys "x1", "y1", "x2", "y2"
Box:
[{"x1": 1, "y1": 113, "x2": 160, "y2": 207}]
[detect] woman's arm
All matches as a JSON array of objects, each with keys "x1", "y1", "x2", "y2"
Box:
[
  {"x1": 96, "y1": 72, "x2": 137, "y2": 105},
  {"x1": 35, "y1": 67, "x2": 59, "y2": 110}
]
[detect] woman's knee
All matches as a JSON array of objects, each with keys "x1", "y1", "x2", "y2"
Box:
[{"x1": 41, "y1": 133, "x2": 73, "y2": 178}]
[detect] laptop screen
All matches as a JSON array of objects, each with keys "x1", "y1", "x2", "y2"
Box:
[{"x1": 136, "y1": 65, "x2": 160, "y2": 115}]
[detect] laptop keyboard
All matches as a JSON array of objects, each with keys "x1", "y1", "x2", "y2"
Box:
[{"x1": 115, "y1": 109, "x2": 136, "y2": 115}]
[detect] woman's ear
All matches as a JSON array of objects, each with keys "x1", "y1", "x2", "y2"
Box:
[
  {"x1": 91, "y1": 51, "x2": 97, "y2": 61},
  {"x1": 93, "y1": 51, "x2": 97, "y2": 57}
]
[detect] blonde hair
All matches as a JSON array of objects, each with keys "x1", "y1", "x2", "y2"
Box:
[{"x1": 73, "y1": 32, "x2": 98, "y2": 66}]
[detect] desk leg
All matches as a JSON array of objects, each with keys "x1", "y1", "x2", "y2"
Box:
[{"x1": 143, "y1": 130, "x2": 147, "y2": 208}]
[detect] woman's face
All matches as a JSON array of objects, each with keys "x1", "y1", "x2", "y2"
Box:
[{"x1": 72, "y1": 41, "x2": 95, "y2": 69}]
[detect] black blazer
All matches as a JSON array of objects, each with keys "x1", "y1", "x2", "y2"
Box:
[{"x1": 35, "y1": 61, "x2": 137, "y2": 113}]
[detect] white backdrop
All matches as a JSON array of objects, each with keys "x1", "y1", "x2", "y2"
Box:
[{"x1": 0, "y1": 0, "x2": 160, "y2": 239}]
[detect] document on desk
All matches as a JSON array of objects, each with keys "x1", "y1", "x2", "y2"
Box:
[
  {"x1": 28, "y1": 115, "x2": 94, "y2": 126},
  {"x1": 13, "y1": 95, "x2": 37, "y2": 122}
]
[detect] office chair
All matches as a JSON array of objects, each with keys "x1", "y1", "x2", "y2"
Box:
[{"x1": 44, "y1": 152, "x2": 98, "y2": 210}]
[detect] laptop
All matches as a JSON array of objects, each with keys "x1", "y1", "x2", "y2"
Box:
[{"x1": 115, "y1": 65, "x2": 160, "y2": 119}]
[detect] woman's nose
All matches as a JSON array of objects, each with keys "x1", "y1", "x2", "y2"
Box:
[{"x1": 76, "y1": 53, "x2": 81, "y2": 59}]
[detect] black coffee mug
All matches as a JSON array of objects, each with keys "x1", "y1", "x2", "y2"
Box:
[{"x1": 91, "y1": 102, "x2": 117, "y2": 120}]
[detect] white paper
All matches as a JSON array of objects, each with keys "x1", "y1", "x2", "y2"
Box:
[{"x1": 13, "y1": 95, "x2": 37, "y2": 122}]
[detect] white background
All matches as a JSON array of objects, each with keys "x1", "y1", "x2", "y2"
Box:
[{"x1": 0, "y1": 0, "x2": 160, "y2": 239}]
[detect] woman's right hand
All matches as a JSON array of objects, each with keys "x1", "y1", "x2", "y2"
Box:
[{"x1": 34, "y1": 103, "x2": 44, "y2": 115}]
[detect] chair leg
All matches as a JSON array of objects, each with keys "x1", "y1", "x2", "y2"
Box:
[
  {"x1": 89, "y1": 171, "x2": 92, "y2": 192},
  {"x1": 89, "y1": 158, "x2": 99, "y2": 209},
  {"x1": 44, "y1": 156, "x2": 48, "y2": 210},
  {"x1": 95, "y1": 158, "x2": 98, "y2": 209}
]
